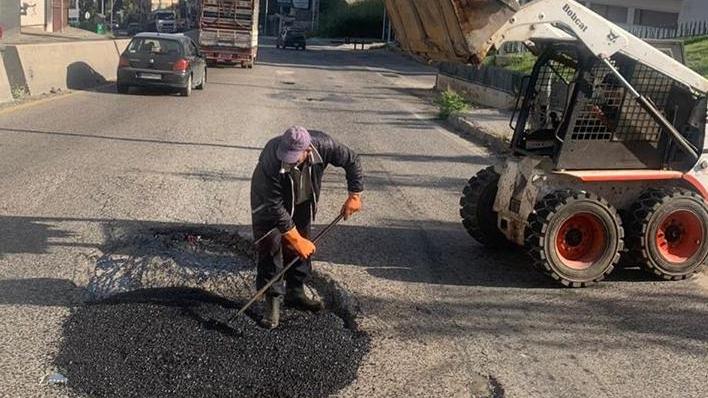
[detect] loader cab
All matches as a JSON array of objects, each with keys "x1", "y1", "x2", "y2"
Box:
[{"x1": 510, "y1": 40, "x2": 706, "y2": 172}]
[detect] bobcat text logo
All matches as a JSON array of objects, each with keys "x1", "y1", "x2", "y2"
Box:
[
  {"x1": 563, "y1": 3, "x2": 589, "y2": 33},
  {"x1": 607, "y1": 31, "x2": 620, "y2": 43}
]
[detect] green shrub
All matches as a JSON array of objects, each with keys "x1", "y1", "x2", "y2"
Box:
[
  {"x1": 11, "y1": 87, "x2": 27, "y2": 100},
  {"x1": 435, "y1": 89, "x2": 468, "y2": 119}
]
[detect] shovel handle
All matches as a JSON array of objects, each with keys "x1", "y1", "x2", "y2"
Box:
[{"x1": 235, "y1": 214, "x2": 344, "y2": 316}]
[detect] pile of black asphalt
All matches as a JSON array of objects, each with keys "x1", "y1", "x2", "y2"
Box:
[{"x1": 55, "y1": 288, "x2": 369, "y2": 398}]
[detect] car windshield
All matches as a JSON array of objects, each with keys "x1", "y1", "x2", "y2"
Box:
[
  {"x1": 127, "y1": 38, "x2": 182, "y2": 56},
  {"x1": 155, "y1": 12, "x2": 175, "y2": 20}
]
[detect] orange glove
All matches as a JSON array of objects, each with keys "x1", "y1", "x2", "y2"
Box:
[
  {"x1": 341, "y1": 192, "x2": 362, "y2": 220},
  {"x1": 282, "y1": 227, "x2": 316, "y2": 259}
]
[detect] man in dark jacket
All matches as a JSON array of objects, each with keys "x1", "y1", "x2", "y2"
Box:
[{"x1": 251, "y1": 126, "x2": 363, "y2": 328}]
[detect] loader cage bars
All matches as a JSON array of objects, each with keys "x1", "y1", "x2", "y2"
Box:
[{"x1": 510, "y1": 42, "x2": 706, "y2": 171}]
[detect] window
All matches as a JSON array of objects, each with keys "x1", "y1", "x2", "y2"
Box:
[
  {"x1": 189, "y1": 42, "x2": 199, "y2": 56},
  {"x1": 634, "y1": 9, "x2": 679, "y2": 29},
  {"x1": 127, "y1": 38, "x2": 183, "y2": 56},
  {"x1": 590, "y1": 4, "x2": 628, "y2": 24},
  {"x1": 154, "y1": 12, "x2": 176, "y2": 21}
]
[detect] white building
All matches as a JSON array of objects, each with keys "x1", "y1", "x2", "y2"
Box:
[
  {"x1": 581, "y1": 1, "x2": 682, "y2": 28},
  {"x1": 19, "y1": 0, "x2": 69, "y2": 32},
  {"x1": 523, "y1": 0, "x2": 707, "y2": 30},
  {"x1": 679, "y1": 0, "x2": 708, "y2": 24}
]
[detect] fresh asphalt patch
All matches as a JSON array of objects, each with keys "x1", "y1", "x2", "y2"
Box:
[
  {"x1": 55, "y1": 228, "x2": 369, "y2": 397},
  {"x1": 56, "y1": 288, "x2": 369, "y2": 398}
]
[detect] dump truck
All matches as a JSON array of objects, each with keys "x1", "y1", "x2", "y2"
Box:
[
  {"x1": 385, "y1": 0, "x2": 708, "y2": 287},
  {"x1": 197, "y1": 0, "x2": 259, "y2": 68}
]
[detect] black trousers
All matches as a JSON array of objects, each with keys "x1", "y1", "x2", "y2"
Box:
[{"x1": 253, "y1": 202, "x2": 312, "y2": 297}]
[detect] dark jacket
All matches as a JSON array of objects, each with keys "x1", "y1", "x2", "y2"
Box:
[{"x1": 251, "y1": 130, "x2": 363, "y2": 238}]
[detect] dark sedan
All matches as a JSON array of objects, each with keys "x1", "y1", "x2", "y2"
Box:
[
  {"x1": 276, "y1": 28, "x2": 306, "y2": 50},
  {"x1": 117, "y1": 33, "x2": 207, "y2": 96}
]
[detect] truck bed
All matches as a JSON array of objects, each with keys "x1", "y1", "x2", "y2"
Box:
[{"x1": 198, "y1": 0, "x2": 259, "y2": 63}]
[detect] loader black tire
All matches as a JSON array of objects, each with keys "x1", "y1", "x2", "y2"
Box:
[
  {"x1": 626, "y1": 189, "x2": 708, "y2": 280},
  {"x1": 525, "y1": 190, "x2": 623, "y2": 287},
  {"x1": 459, "y1": 166, "x2": 509, "y2": 249}
]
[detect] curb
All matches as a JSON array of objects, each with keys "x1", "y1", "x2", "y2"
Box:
[{"x1": 446, "y1": 113, "x2": 511, "y2": 153}]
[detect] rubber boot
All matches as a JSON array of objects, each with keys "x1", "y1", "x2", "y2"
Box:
[
  {"x1": 260, "y1": 296, "x2": 281, "y2": 329},
  {"x1": 284, "y1": 285, "x2": 323, "y2": 312}
]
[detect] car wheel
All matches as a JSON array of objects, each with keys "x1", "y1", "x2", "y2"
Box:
[
  {"x1": 196, "y1": 68, "x2": 206, "y2": 90},
  {"x1": 181, "y1": 75, "x2": 192, "y2": 97},
  {"x1": 117, "y1": 83, "x2": 129, "y2": 94}
]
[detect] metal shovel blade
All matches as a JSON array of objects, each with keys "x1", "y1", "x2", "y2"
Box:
[{"x1": 385, "y1": 0, "x2": 520, "y2": 63}]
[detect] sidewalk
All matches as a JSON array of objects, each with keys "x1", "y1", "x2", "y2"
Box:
[
  {"x1": 447, "y1": 107, "x2": 513, "y2": 152},
  {"x1": 0, "y1": 26, "x2": 110, "y2": 45}
]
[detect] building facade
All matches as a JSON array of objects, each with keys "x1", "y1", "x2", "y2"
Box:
[
  {"x1": 577, "y1": 0, "x2": 682, "y2": 29},
  {"x1": 522, "y1": 0, "x2": 700, "y2": 30},
  {"x1": 679, "y1": 0, "x2": 708, "y2": 24},
  {"x1": 16, "y1": 0, "x2": 69, "y2": 33},
  {"x1": 1, "y1": 1, "x2": 21, "y2": 38}
]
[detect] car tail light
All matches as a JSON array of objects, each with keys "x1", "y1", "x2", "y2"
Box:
[
  {"x1": 173, "y1": 58, "x2": 189, "y2": 72},
  {"x1": 118, "y1": 55, "x2": 129, "y2": 68}
]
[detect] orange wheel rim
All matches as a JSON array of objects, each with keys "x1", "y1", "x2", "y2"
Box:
[
  {"x1": 656, "y1": 210, "x2": 704, "y2": 264},
  {"x1": 555, "y1": 213, "x2": 607, "y2": 270}
]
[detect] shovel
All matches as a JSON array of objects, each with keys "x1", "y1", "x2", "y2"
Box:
[{"x1": 231, "y1": 214, "x2": 344, "y2": 320}]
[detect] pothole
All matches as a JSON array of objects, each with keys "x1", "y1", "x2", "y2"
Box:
[
  {"x1": 86, "y1": 227, "x2": 256, "y2": 302},
  {"x1": 56, "y1": 227, "x2": 369, "y2": 398}
]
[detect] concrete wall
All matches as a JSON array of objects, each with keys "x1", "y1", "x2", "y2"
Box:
[
  {"x1": 20, "y1": 1, "x2": 45, "y2": 27},
  {"x1": 0, "y1": 61, "x2": 13, "y2": 103},
  {"x1": 435, "y1": 74, "x2": 516, "y2": 110},
  {"x1": 13, "y1": 40, "x2": 123, "y2": 95},
  {"x1": 115, "y1": 39, "x2": 131, "y2": 54}
]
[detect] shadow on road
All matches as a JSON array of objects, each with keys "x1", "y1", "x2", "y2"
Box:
[
  {"x1": 0, "y1": 126, "x2": 263, "y2": 151},
  {"x1": 1, "y1": 214, "x2": 706, "y2": 358},
  {"x1": 66, "y1": 62, "x2": 108, "y2": 91},
  {"x1": 0, "y1": 214, "x2": 688, "y2": 289}
]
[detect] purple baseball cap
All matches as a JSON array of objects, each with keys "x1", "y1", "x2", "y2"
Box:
[{"x1": 277, "y1": 126, "x2": 311, "y2": 164}]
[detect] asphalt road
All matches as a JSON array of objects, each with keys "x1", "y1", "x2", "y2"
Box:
[{"x1": 0, "y1": 41, "x2": 706, "y2": 398}]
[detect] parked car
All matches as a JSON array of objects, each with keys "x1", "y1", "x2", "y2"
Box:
[
  {"x1": 277, "y1": 28, "x2": 306, "y2": 50},
  {"x1": 151, "y1": 10, "x2": 177, "y2": 33},
  {"x1": 127, "y1": 22, "x2": 142, "y2": 36},
  {"x1": 117, "y1": 33, "x2": 207, "y2": 97}
]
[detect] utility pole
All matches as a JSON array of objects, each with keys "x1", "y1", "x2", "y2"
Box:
[
  {"x1": 310, "y1": 0, "x2": 315, "y2": 33},
  {"x1": 382, "y1": 4, "x2": 386, "y2": 41},
  {"x1": 264, "y1": 0, "x2": 269, "y2": 36}
]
